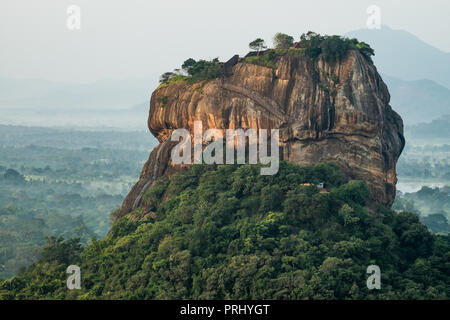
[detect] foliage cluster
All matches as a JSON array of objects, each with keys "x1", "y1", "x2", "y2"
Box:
[
  {"x1": 245, "y1": 31, "x2": 375, "y2": 69},
  {"x1": 159, "y1": 58, "x2": 223, "y2": 87},
  {"x1": 298, "y1": 31, "x2": 374, "y2": 62},
  {"x1": 2, "y1": 162, "x2": 449, "y2": 300}
]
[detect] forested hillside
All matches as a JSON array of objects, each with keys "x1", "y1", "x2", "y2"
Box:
[{"x1": 2, "y1": 162, "x2": 449, "y2": 299}]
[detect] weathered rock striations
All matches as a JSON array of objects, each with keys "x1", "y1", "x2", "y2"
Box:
[{"x1": 123, "y1": 49, "x2": 404, "y2": 211}]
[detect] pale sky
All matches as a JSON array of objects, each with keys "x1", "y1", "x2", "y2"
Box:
[{"x1": 1, "y1": 0, "x2": 449, "y2": 83}]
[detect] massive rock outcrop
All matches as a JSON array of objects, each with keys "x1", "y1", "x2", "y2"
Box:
[{"x1": 123, "y1": 49, "x2": 404, "y2": 211}]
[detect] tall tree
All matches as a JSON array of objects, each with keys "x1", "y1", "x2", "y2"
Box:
[
  {"x1": 273, "y1": 33, "x2": 294, "y2": 49},
  {"x1": 249, "y1": 38, "x2": 267, "y2": 56}
]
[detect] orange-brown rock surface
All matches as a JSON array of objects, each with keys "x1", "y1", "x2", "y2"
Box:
[{"x1": 123, "y1": 49, "x2": 404, "y2": 211}]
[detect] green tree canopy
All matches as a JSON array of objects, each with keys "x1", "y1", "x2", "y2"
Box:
[
  {"x1": 249, "y1": 38, "x2": 267, "y2": 55},
  {"x1": 273, "y1": 33, "x2": 294, "y2": 49},
  {"x1": 181, "y1": 58, "x2": 197, "y2": 73},
  {"x1": 2, "y1": 162, "x2": 449, "y2": 300}
]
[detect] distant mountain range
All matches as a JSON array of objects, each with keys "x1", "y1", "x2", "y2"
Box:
[
  {"x1": 345, "y1": 25, "x2": 450, "y2": 125},
  {"x1": 0, "y1": 77, "x2": 154, "y2": 130},
  {"x1": 1, "y1": 25, "x2": 449, "y2": 128},
  {"x1": 382, "y1": 75, "x2": 450, "y2": 124},
  {"x1": 0, "y1": 76, "x2": 158, "y2": 110},
  {"x1": 404, "y1": 114, "x2": 450, "y2": 141},
  {"x1": 346, "y1": 25, "x2": 450, "y2": 89}
]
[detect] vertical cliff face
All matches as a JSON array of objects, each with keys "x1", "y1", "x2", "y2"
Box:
[{"x1": 123, "y1": 49, "x2": 404, "y2": 211}]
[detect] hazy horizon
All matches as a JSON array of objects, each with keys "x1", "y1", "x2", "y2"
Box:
[
  {"x1": 1, "y1": 1, "x2": 450, "y2": 130},
  {"x1": 1, "y1": 0, "x2": 450, "y2": 84}
]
